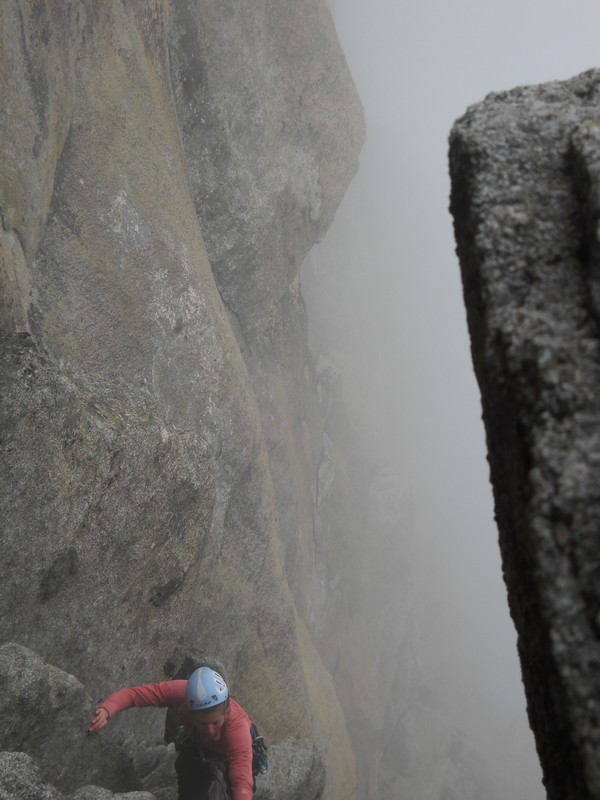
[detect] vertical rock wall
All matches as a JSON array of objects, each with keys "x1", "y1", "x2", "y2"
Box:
[
  {"x1": 1, "y1": 1, "x2": 364, "y2": 797},
  {"x1": 450, "y1": 69, "x2": 600, "y2": 799}
]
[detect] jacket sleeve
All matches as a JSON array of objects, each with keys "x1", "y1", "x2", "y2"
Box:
[
  {"x1": 100, "y1": 680, "x2": 187, "y2": 718},
  {"x1": 224, "y1": 716, "x2": 254, "y2": 799}
]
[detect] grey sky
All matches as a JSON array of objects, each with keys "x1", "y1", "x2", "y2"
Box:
[{"x1": 305, "y1": 1, "x2": 600, "y2": 796}]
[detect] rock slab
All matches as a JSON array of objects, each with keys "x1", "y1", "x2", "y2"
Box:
[
  {"x1": 1, "y1": 0, "x2": 364, "y2": 798},
  {"x1": 450, "y1": 69, "x2": 600, "y2": 799}
]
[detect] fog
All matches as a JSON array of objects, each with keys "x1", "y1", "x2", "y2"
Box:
[{"x1": 302, "y1": 1, "x2": 600, "y2": 797}]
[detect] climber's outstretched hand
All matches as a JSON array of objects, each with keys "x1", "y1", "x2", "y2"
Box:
[{"x1": 89, "y1": 707, "x2": 109, "y2": 733}]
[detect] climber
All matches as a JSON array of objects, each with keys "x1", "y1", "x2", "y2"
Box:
[{"x1": 89, "y1": 666, "x2": 254, "y2": 800}]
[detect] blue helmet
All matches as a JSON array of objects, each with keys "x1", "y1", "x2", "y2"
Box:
[{"x1": 186, "y1": 667, "x2": 229, "y2": 711}]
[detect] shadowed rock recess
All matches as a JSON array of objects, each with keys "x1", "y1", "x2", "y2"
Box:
[
  {"x1": 0, "y1": 1, "x2": 368, "y2": 798},
  {"x1": 450, "y1": 69, "x2": 600, "y2": 800}
]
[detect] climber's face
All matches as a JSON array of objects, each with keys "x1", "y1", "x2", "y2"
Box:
[{"x1": 190, "y1": 705, "x2": 227, "y2": 742}]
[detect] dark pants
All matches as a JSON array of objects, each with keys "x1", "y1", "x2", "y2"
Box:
[{"x1": 175, "y1": 739, "x2": 231, "y2": 800}]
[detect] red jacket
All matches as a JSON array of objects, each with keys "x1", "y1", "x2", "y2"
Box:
[{"x1": 100, "y1": 681, "x2": 254, "y2": 799}]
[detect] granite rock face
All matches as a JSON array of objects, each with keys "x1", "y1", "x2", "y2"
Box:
[
  {"x1": 254, "y1": 739, "x2": 326, "y2": 800},
  {"x1": 0, "y1": 642, "x2": 135, "y2": 792},
  {"x1": 0, "y1": 752, "x2": 66, "y2": 800},
  {"x1": 450, "y1": 69, "x2": 600, "y2": 800},
  {"x1": 1, "y1": 1, "x2": 365, "y2": 798},
  {"x1": 0, "y1": 751, "x2": 157, "y2": 800}
]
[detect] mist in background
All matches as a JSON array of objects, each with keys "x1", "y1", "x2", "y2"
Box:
[{"x1": 302, "y1": 1, "x2": 600, "y2": 796}]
